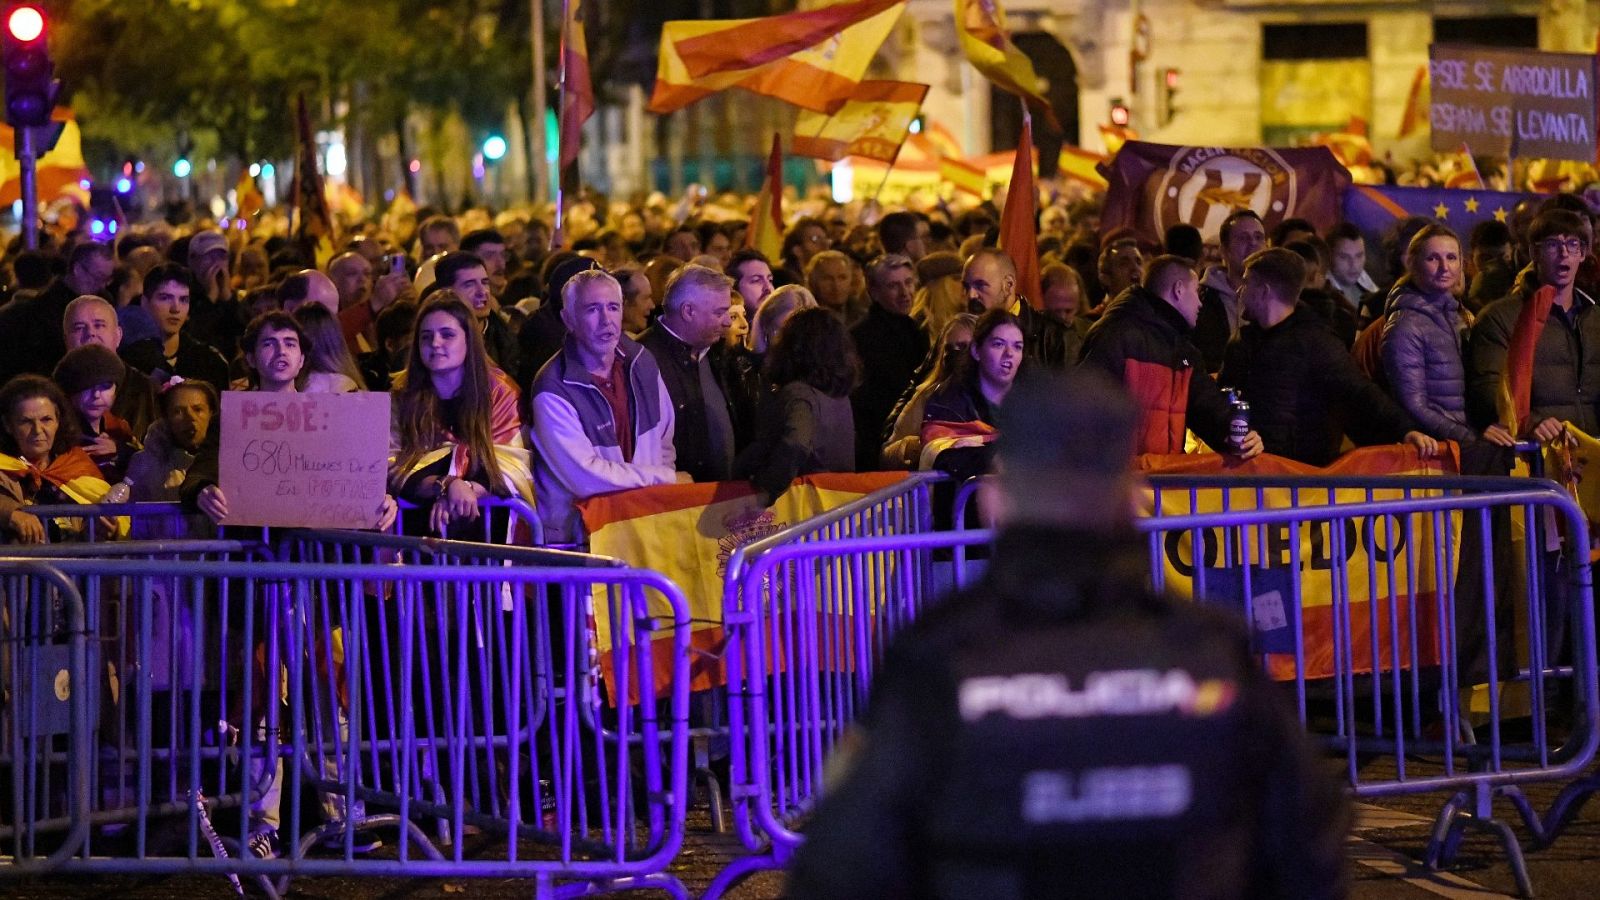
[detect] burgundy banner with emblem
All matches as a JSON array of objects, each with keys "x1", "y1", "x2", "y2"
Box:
[{"x1": 1098, "y1": 141, "x2": 1352, "y2": 247}]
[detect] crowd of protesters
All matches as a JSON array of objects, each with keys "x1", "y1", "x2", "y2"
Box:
[{"x1": 0, "y1": 180, "x2": 1594, "y2": 545}]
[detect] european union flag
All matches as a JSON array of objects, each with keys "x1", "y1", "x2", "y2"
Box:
[{"x1": 1342, "y1": 184, "x2": 1534, "y2": 244}]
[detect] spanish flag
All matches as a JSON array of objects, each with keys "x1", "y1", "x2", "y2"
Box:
[
  {"x1": 649, "y1": 0, "x2": 907, "y2": 115},
  {"x1": 1057, "y1": 144, "x2": 1108, "y2": 190},
  {"x1": 291, "y1": 94, "x2": 336, "y2": 268},
  {"x1": 998, "y1": 115, "x2": 1042, "y2": 309},
  {"x1": 747, "y1": 135, "x2": 784, "y2": 261},
  {"x1": 1443, "y1": 143, "x2": 1485, "y2": 190},
  {"x1": 1397, "y1": 65, "x2": 1428, "y2": 138},
  {"x1": 792, "y1": 81, "x2": 928, "y2": 163},
  {"x1": 0, "y1": 447, "x2": 126, "y2": 538},
  {"x1": 558, "y1": 0, "x2": 595, "y2": 170},
  {"x1": 954, "y1": 0, "x2": 1060, "y2": 133},
  {"x1": 0, "y1": 109, "x2": 90, "y2": 206},
  {"x1": 1098, "y1": 122, "x2": 1137, "y2": 157},
  {"x1": 581, "y1": 472, "x2": 908, "y2": 697},
  {"x1": 939, "y1": 155, "x2": 987, "y2": 197},
  {"x1": 235, "y1": 170, "x2": 264, "y2": 220}
]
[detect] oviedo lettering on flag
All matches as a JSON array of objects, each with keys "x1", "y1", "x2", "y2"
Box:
[
  {"x1": 1138, "y1": 446, "x2": 1459, "y2": 682},
  {"x1": 581, "y1": 472, "x2": 909, "y2": 699},
  {"x1": 649, "y1": 0, "x2": 906, "y2": 114},
  {"x1": 792, "y1": 80, "x2": 928, "y2": 163},
  {"x1": 1099, "y1": 141, "x2": 1351, "y2": 246}
]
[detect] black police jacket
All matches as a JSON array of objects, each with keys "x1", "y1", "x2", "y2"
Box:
[{"x1": 789, "y1": 525, "x2": 1349, "y2": 900}]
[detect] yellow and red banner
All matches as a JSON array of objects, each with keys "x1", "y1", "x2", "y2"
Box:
[
  {"x1": 649, "y1": 0, "x2": 906, "y2": 114},
  {"x1": 1138, "y1": 445, "x2": 1460, "y2": 682},
  {"x1": 0, "y1": 109, "x2": 89, "y2": 206},
  {"x1": 581, "y1": 472, "x2": 908, "y2": 697},
  {"x1": 999, "y1": 116, "x2": 1042, "y2": 309},
  {"x1": 792, "y1": 80, "x2": 928, "y2": 163},
  {"x1": 939, "y1": 155, "x2": 987, "y2": 197},
  {"x1": 1057, "y1": 145, "x2": 1108, "y2": 189}
]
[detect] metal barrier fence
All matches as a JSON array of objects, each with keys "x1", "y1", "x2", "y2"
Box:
[
  {"x1": 0, "y1": 535, "x2": 692, "y2": 899},
  {"x1": 22, "y1": 494, "x2": 544, "y2": 547},
  {"x1": 709, "y1": 475, "x2": 1599, "y2": 897}
]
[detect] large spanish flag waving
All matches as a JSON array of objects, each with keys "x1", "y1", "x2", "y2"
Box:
[
  {"x1": 649, "y1": 0, "x2": 906, "y2": 114},
  {"x1": 581, "y1": 472, "x2": 907, "y2": 697}
]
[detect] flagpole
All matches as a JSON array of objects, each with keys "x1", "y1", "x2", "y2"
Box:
[{"x1": 870, "y1": 156, "x2": 896, "y2": 202}]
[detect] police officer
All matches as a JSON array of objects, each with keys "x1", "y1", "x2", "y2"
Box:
[{"x1": 787, "y1": 368, "x2": 1348, "y2": 900}]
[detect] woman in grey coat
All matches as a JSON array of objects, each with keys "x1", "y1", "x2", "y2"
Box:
[{"x1": 1381, "y1": 224, "x2": 1516, "y2": 449}]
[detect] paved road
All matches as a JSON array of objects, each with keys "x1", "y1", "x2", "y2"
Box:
[{"x1": 8, "y1": 780, "x2": 1600, "y2": 899}]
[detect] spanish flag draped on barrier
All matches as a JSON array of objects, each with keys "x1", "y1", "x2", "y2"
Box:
[
  {"x1": 0, "y1": 448, "x2": 127, "y2": 538},
  {"x1": 581, "y1": 472, "x2": 908, "y2": 698},
  {"x1": 1140, "y1": 445, "x2": 1459, "y2": 682},
  {"x1": 649, "y1": 0, "x2": 906, "y2": 115}
]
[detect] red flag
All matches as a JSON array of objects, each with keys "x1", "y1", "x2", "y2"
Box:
[
  {"x1": 559, "y1": 0, "x2": 595, "y2": 170},
  {"x1": 998, "y1": 116, "x2": 1041, "y2": 310},
  {"x1": 748, "y1": 135, "x2": 784, "y2": 261},
  {"x1": 1398, "y1": 65, "x2": 1427, "y2": 138}
]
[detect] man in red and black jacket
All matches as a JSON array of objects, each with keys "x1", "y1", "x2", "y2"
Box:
[{"x1": 1078, "y1": 255, "x2": 1263, "y2": 459}]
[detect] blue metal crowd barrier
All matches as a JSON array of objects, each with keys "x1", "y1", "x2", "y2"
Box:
[
  {"x1": 23, "y1": 493, "x2": 545, "y2": 547},
  {"x1": 709, "y1": 474, "x2": 1600, "y2": 898},
  {"x1": 0, "y1": 534, "x2": 692, "y2": 900}
]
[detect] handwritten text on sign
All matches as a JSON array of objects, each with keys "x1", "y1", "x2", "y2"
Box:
[
  {"x1": 219, "y1": 391, "x2": 390, "y2": 529},
  {"x1": 1429, "y1": 44, "x2": 1596, "y2": 161}
]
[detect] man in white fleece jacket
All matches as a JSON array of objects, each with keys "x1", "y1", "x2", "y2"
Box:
[{"x1": 529, "y1": 269, "x2": 687, "y2": 544}]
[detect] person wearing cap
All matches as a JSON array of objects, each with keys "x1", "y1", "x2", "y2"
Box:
[
  {"x1": 0, "y1": 241, "x2": 115, "y2": 386},
  {"x1": 184, "y1": 229, "x2": 245, "y2": 356},
  {"x1": 787, "y1": 367, "x2": 1348, "y2": 900},
  {"x1": 64, "y1": 294, "x2": 158, "y2": 441},
  {"x1": 54, "y1": 344, "x2": 137, "y2": 484}
]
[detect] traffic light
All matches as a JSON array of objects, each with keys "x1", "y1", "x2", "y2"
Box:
[
  {"x1": 1159, "y1": 67, "x2": 1182, "y2": 125},
  {"x1": 1109, "y1": 99, "x2": 1131, "y2": 128},
  {"x1": 3, "y1": 4, "x2": 57, "y2": 128}
]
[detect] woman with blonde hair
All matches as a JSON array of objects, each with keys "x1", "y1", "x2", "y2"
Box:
[
  {"x1": 910, "y1": 274, "x2": 965, "y2": 341},
  {"x1": 390, "y1": 293, "x2": 532, "y2": 535},
  {"x1": 749, "y1": 285, "x2": 819, "y2": 354}
]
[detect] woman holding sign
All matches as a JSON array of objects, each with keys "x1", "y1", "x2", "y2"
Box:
[
  {"x1": 0, "y1": 375, "x2": 124, "y2": 543},
  {"x1": 390, "y1": 293, "x2": 532, "y2": 536}
]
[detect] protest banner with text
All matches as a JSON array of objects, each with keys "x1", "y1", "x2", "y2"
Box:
[
  {"x1": 219, "y1": 391, "x2": 391, "y2": 529},
  {"x1": 1430, "y1": 44, "x2": 1596, "y2": 162}
]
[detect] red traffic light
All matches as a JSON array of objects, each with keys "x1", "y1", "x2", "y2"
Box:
[
  {"x1": 1110, "y1": 103, "x2": 1131, "y2": 127},
  {"x1": 1164, "y1": 68, "x2": 1181, "y2": 90},
  {"x1": 6, "y1": 6, "x2": 43, "y2": 43}
]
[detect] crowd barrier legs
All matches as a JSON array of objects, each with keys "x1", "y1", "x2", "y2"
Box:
[
  {"x1": 0, "y1": 536, "x2": 692, "y2": 899},
  {"x1": 709, "y1": 475, "x2": 1600, "y2": 898}
]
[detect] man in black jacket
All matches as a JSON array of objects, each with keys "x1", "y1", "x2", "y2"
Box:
[
  {"x1": 0, "y1": 241, "x2": 114, "y2": 384},
  {"x1": 789, "y1": 369, "x2": 1349, "y2": 900},
  {"x1": 639, "y1": 264, "x2": 736, "y2": 482},
  {"x1": 1220, "y1": 247, "x2": 1435, "y2": 465},
  {"x1": 1078, "y1": 256, "x2": 1261, "y2": 458}
]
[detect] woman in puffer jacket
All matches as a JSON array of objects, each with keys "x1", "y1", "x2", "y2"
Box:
[{"x1": 1381, "y1": 223, "x2": 1517, "y2": 451}]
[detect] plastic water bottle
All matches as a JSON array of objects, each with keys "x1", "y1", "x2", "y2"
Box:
[
  {"x1": 103, "y1": 478, "x2": 134, "y2": 504},
  {"x1": 1225, "y1": 389, "x2": 1251, "y2": 453}
]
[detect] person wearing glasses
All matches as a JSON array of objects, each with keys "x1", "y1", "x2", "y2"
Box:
[{"x1": 1468, "y1": 208, "x2": 1599, "y2": 441}]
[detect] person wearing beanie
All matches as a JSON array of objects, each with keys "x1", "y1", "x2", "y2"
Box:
[
  {"x1": 54, "y1": 344, "x2": 138, "y2": 483},
  {"x1": 516, "y1": 255, "x2": 602, "y2": 387}
]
